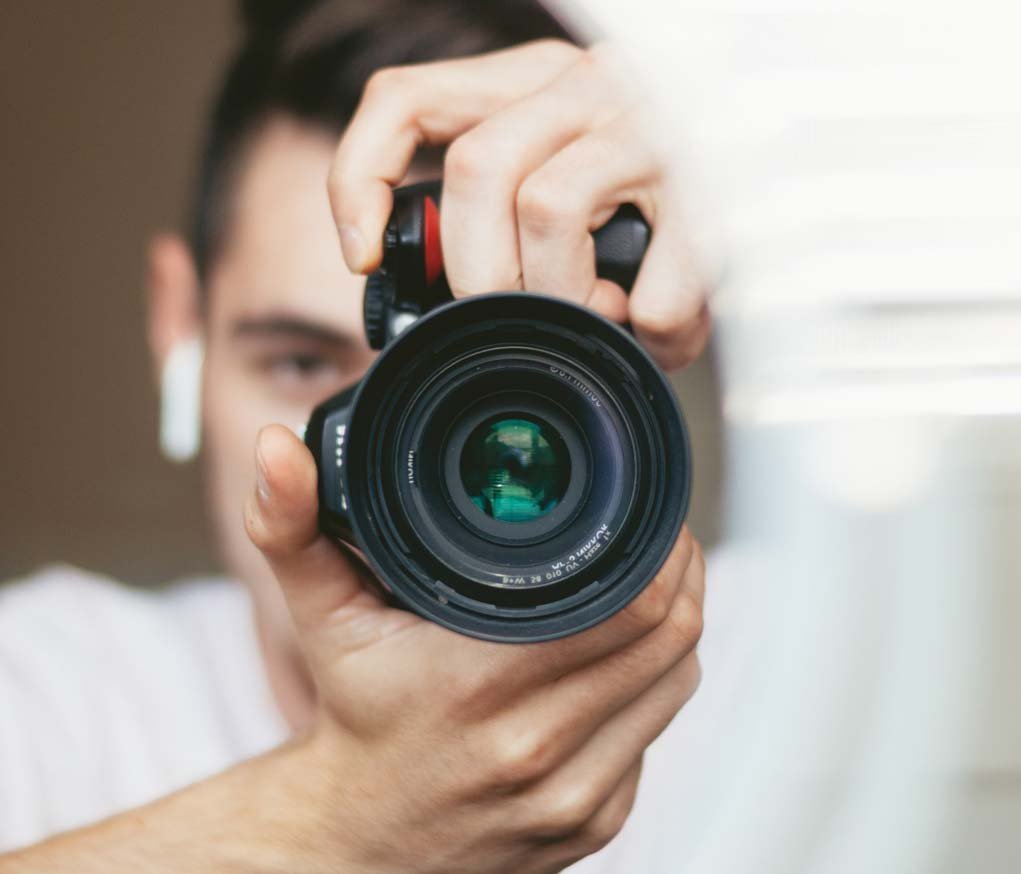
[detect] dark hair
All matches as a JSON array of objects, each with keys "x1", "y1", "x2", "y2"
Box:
[{"x1": 191, "y1": 0, "x2": 579, "y2": 282}]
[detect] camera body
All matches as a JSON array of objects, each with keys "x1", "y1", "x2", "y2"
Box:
[{"x1": 305, "y1": 182, "x2": 691, "y2": 642}]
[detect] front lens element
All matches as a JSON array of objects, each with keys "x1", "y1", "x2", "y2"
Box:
[{"x1": 460, "y1": 416, "x2": 570, "y2": 523}]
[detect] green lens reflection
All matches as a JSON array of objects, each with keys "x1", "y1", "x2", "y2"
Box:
[{"x1": 460, "y1": 417, "x2": 570, "y2": 523}]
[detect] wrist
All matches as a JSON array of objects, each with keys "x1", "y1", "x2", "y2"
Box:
[
  {"x1": 0, "y1": 732, "x2": 363, "y2": 874},
  {"x1": 219, "y1": 730, "x2": 371, "y2": 874}
]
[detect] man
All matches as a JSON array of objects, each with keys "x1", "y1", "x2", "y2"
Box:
[{"x1": 0, "y1": 2, "x2": 710, "y2": 871}]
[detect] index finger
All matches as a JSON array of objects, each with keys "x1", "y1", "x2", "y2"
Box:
[
  {"x1": 427, "y1": 525, "x2": 703, "y2": 708},
  {"x1": 327, "y1": 39, "x2": 581, "y2": 273}
]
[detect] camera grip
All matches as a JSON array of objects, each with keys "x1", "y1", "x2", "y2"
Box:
[
  {"x1": 591, "y1": 203, "x2": 650, "y2": 292},
  {"x1": 392, "y1": 180, "x2": 650, "y2": 291},
  {"x1": 364, "y1": 181, "x2": 651, "y2": 349}
]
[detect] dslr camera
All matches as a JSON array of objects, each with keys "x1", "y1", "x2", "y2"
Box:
[{"x1": 305, "y1": 181, "x2": 691, "y2": 642}]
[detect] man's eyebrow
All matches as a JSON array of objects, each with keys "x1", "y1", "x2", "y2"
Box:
[{"x1": 230, "y1": 315, "x2": 361, "y2": 348}]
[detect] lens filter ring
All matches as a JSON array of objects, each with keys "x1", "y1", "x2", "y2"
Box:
[{"x1": 391, "y1": 351, "x2": 635, "y2": 599}]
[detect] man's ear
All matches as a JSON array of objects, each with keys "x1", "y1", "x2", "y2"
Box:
[
  {"x1": 147, "y1": 232, "x2": 201, "y2": 374},
  {"x1": 147, "y1": 233, "x2": 203, "y2": 462}
]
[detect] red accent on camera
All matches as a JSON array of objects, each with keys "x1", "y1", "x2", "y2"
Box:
[{"x1": 423, "y1": 196, "x2": 443, "y2": 285}]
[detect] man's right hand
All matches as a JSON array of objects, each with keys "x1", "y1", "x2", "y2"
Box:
[
  {"x1": 0, "y1": 424, "x2": 703, "y2": 874},
  {"x1": 244, "y1": 423, "x2": 705, "y2": 874}
]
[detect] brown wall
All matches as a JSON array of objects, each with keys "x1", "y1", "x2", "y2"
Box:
[{"x1": 0, "y1": 1, "x2": 722, "y2": 586}]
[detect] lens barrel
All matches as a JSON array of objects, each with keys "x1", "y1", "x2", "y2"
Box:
[{"x1": 306, "y1": 292, "x2": 690, "y2": 642}]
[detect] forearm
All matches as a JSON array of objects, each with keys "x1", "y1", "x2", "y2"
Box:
[{"x1": 0, "y1": 737, "x2": 353, "y2": 874}]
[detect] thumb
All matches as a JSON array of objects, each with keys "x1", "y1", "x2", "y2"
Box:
[{"x1": 243, "y1": 424, "x2": 382, "y2": 637}]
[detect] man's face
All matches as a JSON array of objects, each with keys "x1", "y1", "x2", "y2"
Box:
[{"x1": 201, "y1": 117, "x2": 376, "y2": 621}]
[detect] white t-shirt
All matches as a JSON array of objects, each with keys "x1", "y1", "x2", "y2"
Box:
[
  {"x1": 0, "y1": 556, "x2": 759, "y2": 870},
  {"x1": 0, "y1": 567, "x2": 288, "y2": 851}
]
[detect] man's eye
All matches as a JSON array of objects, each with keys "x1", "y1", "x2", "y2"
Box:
[
  {"x1": 244, "y1": 340, "x2": 372, "y2": 402},
  {"x1": 261, "y1": 353, "x2": 344, "y2": 390},
  {"x1": 274, "y1": 354, "x2": 331, "y2": 377}
]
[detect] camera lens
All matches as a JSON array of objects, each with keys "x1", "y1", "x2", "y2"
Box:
[
  {"x1": 307, "y1": 292, "x2": 691, "y2": 642},
  {"x1": 460, "y1": 416, "x2": 570, "y2": 524}
]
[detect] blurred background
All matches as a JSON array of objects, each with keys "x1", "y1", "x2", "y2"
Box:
[
  {"x1": 569, "y1": 1, "x2": 1021, "y2": 871},
  {"x1": 0, "y1": 1, "x2": 724, "y2": 586},
  {"x1": 0, "y1": 2, "x2": 231, "y2": 583}
]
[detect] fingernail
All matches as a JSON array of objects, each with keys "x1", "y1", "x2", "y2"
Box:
[
  {"x1": 339, "y1": 225, "x2": 365, "y2": 272},
  {"x1": 255, "y1": 443, "x2": 272, "y2": 502}
]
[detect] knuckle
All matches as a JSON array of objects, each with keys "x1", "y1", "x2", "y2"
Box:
[
  {"x1": 633, "y1": 301, "x2": 710, "y2": 370},
  {"x1": 362, "y1": 65, "x2": 408, "y2": 103},
  {"x1": 567, "y1": 45, "x2": 618, "y2": 100},
  {"x1": 677, "y1": 523, "x2": 695, "y2": 556},
  {"x1": 540, "y1": 781, "x2": 604, "y2": 837},
  {"x1": 631, "y1": 305, "x2": 694, "y2": 343},
  {"x1": 580, "y1": 823, "x2": 617, "y2": 855},
  {"x1": 576, "y1": 45, "x2": 605, "y2": 74},
  {"x1": 529, "y1": 37, "x2": 583, "y2": 66},
  {"x1": 623, "y1": 572, "x2": 673, "y2": 631},
  {"x1": 445, "y1": 660, "x2": 501, "y2": 722},
  {"x1": 690, "y1": 535, "x2": 706, "y2": 575},
  {"x1": 659, "y1": 656, "x2": 702, "y2": 720},
  {"x1": 665, "y1": 587, "x2": 705, "y2": 652},
  {"x1": 667, "y1": 321, "x2": 712, "y2": 371},
  {"x1": 487, "y1": 725, "x2": 558, "y2": 789},
  {"x1": 687, "y1": 653, "x2": 705, "y2": 697},
  {"x1": 516, "y1": 177, "x2": 584, "y2": 236},
  {"x1": 579, "y1": 801, "x2": 631, "y2": 852},
  {"x1": 443, "y1": 135, "x2": 491, "y2": 186}
]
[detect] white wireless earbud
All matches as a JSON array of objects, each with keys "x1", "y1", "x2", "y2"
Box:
[{"x1": 159, "y1": 336, "x2": 204, "y2": 463}]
